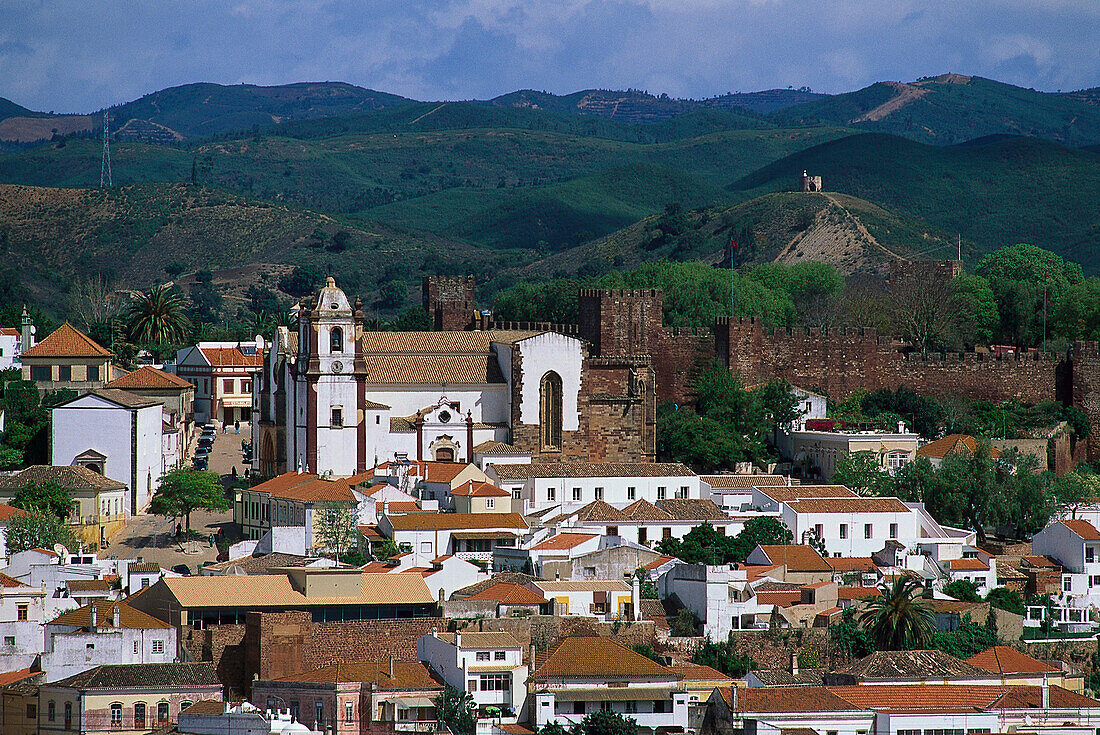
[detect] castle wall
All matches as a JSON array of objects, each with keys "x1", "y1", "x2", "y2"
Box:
[
  {"x1": 423, "y1": 276, "x2": 476, "y2": 331},
  {"x1": 1072, "y1": 341, "x2": 1100, "y2": 461}
]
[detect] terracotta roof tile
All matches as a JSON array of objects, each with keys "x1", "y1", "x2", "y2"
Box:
[
  {"x1": 725, "y1": 686, "x2": 857, "y2": 713},
  {"x1": 1020, "y1": 554, "x2": 1061, "y2": 568},
  {"x1": 0, "y1": 465, "x2": 126, "y2": 492},
  {"x1": 474, "y1": 441, "x2": 527, "y2": 456},
  {"x1": 467, "y1": 582, "x2": 547, "y2": 605},
  {"x1": 837, "y1": 649, "x2": 991, "y2": 681},
  {"x1": 271, "y1": 661, "x2": 444, "y2": 689},
  {"x1": 180, "y1": 700, "x2": 226, "y2": 715},
  {"x1": 759, "y1": 485, "x2": 857, "y2": 502},
  {"x1": 702, "y1": 475, "x2": 790, "y2": 488},
  {"x1": 534, "y1": 636, "x2": 677, "y2": 680},
  {"x1": 106, "y1": 365, "x2": 193, "y2": 390},
  {"x1": 622, "y1": 499, "x2": 673, "y2": 521},
  {"x1": 0, "y1": 572, "x2": 29, "y2": 588},
  {"x1": 786, "y1": 497, "x2": 911, "y2": 514},
  {"x1": 916, "y1": 434, "x2": 1000, "y2": 459},
  {"x1": 155, "y1": 572, "x2": 434, "y2": 608},
  {"x1": 536, "y1": 580, "x2": 630, "y2": 593},
  {"x1": 530, "y1": 533, "x2": 598, "y2": 551},
  {"x1": 757, "y1": 545, "x2": 833, "y2": 573},
  {"x1": 65, "y1": 579, "x2": 110, "y2": 592},
  {"x1": 571, "y1": 500, "x2": 626, "y2": 523},
  {"x1": 643, "y1": 555, "x2": 677, "y2": 571},
  {"x1": 199, "y1": 346, "x2": 263, "y2": 367},
  {"x1": 754, "y1": 590, "x2": 803, "y2": 607},
  {"x1": 52, "y1": 662, "x2": 220, "y2": 690},
  {"x1": 0, "y1": 668, "x2": 37, "y2": 686},
  {"x1": 966, "y1": 646, "x2": 1062, "y2": 675},
  {"x1": 949, "y1": 558, "x2": 990, "y2": 571},
  {"x1": 837, "y1": 586, "x2": 880, "y2": 600},
  {"x1": 249, "y1": 472, "x2": 358, "y2": 503},
  {"x1": 656, "y1": 498, "x2": 728, "y2": 521},
  {"x1": 491, "y1": 462, "x2": 696, "y2": 480},
  {"x1": 827, "y1": 557, "x2": 878, "y2": 573},
  {"x1": 451, "y1": 480, "x2": 510, "y2": 497},
  {"x1": 21, "y1": 322, "x2": 112, "y2": 358},
  {"x1": 1062, "y1": 519, "x2": 1100, "y2": 540},
  {"x1": 0, "y1": 504, "x2": 29, "y2": 523},
  {"x1": 49, "y1": 600, "x2": 172, "y2": 631},
  {"x1": 387, "y1": 512, "x2": 526, "y2": 531}
]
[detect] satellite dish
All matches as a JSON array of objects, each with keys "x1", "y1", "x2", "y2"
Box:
[{"x1": 53, "y1": 544, "x2": 68, "y2": 558}]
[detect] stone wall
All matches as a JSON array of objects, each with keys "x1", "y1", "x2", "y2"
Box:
[
  {"x1": 1072, "y1": 341, "x2": 1100, "y2": 461},
  {"x1": 422, "y1": 276, "x2": 477, "y2": 331}
]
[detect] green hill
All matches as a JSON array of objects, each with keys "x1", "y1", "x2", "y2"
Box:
[
  {"x1": 775, "y1": 75, "x2": 1100, "y2": 146},
  {"x1": 0, "y1": 97, "x2": 35, "y2": 121},
  {"x1": 731, "y1": 133, "x2": 1100, "y2": 273},
  {"x1": 525, "y1": 191, "x2": 959, "y2": 281},
  {"x1": 487, "y1": 87, "x2": 825, "y2": 119}
]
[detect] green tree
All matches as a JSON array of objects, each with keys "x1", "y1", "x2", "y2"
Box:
[
  {"x1": 1052, "y1": 470, "x2": 1100, "y2": 519},
  {"x1": 862, "y1": 387, "x2": 943, "y2": 439},
  {"x1": 976, "y1": 243, "x2": 1084, "y2": 347},
  {"x1": 932, "y1": 611, "x2": 998, "y2": 658},
  {"x1": 658, "y1": 518, "x2": 791, "y2": 566},
  {"x1": 859, "y1": 577, "x2": 936, "y2": 651},
  {"x1": 985, "y1": 587, "x2": 1025, "y2": 615},
  {"x1": 314, "y1": 505, "x2": 361, "y2": 561},
  {"x1": 578, "y1": 710, "x2": 638, "y2": 735},
  {"x1": 670, "y1": 608, "x2": 697, "y2": 637},
  {"x1": 188, "y1": 271, "x2": 223, "y2": 325},
  {"x1": 5, "y1": 509, "x2": 77, "y2": 555},
  {"x1": 12, "y1": 481, "x2": 75, "y2": 521},
  {"x1": 434, "y1": 685, "x2": 476, "y2": 735},
  {"x1": 691, "y1": 635, "x2": 756, "y2": 676},
  {"x1": 1053, "y1": 278, "x2": 1100, "y2": 341},
  {"x1": 951, "y1": 273, "x2": 999, "y2": 345},
  {"x1": 148, "y1": 468, "x2": 229, "y2": 531},
  {"x1": 126, "y1": 285, "x2": 192, "y2": 348},
  {"x1": 278, "y1": 265, "x2": 324, "y2": 298},
  {"x1": 832, "y1": 451, "x2": 893, "y2": 496},
  {"x1": 943, "y1": 579, "x2": 980, "y2": 602},
  {"x1": 829, "y1": 607, "x2": 876, "y2": 657}
]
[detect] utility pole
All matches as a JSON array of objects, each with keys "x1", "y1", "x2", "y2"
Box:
[
  {"x1": 100, "y1": 111, "x2": 112, "y2": 187},
  {"x1": 730, "y1": 238, "x2": 738, "y2": 317},
  {"x1": 1043, "y1": 273, "x2": 1049, "y2": 352}
]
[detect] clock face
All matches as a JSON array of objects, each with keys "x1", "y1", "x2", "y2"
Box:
[
  {"x1": 331, "y1": 360, "x2": 344, "y2": 374},
  {"x1": 438, "y1": 410, "x2": 451, "y2": 423}
]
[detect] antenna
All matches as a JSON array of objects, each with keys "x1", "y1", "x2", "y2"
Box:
[
  {"x1": 958, "y1": 233, "x2": 961, "y2": 262},
  {"x1": 100, "y1": 110, "x2": 112, "y2": 188}
]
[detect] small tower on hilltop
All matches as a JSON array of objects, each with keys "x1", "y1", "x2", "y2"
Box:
[{"x1": 799, "y1": 170, "x2": 822, "y2": 192}]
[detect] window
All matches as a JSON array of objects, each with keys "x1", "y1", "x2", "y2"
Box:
[
  {"x1": 110, "y1": 703, "x2": 123, "y2": 728},
  {"x1": 30, "y1": 366, "x2": 50, "y2": 381},
  {"x1": 26, "y1": 703, "x2": 36, "y2": 719},
  {"x1": 898, "y1": 730, "x2": 920, "y2": 735},
  {"x1": 584, "y1": 566, "x2": 596, "y2": 577},
  {"x1": 624, "y1": 700, "x2": 636, "y2": 713},
  {"x1": 58, "y1": 365, "x2": 71, "y2": 381},
  {"x1": 627, "y1": 486, "x2": 636, "y2": 500},
  {"x1": 512, "y1": 490, "x2": 521, "y2": 500},
  {"x1": 242, "y1": 380, "x2": 251, "y2": 393},
  {"x1": 134, "y1": 641, "x2": 139, "y2": 654},
  {"x1": 1091, "y1": 575, "x2": 1100, "y2": 587},
  {"x1": 814, "y1": 523, "x2": 823, "y2": 537},
  {"x1": 330, "y1": 327, "x2": 343, "y2": 353},
  {"x1": 87, "y1": 365, "x2": 100, "y2": 381},
  {"x1": 1089, "y1": 547, "x2": 1096, "y2": 563},
  {"x1": 48, "y1": 700, "x2": 55, "y2": 722},
  {"x1": 331, "y1": 407, "x2": 343, "y2": 428},
  {"x1": 540, "y1": 371, "x2": 563, "y2": 449},
  {"x1": 607, "y1": 526, "x2": 619, "y2": 537},
  {"x1": 476, "y1": 651, "x2": 491, "y2": 661},
  {"x1": 152, "y1": 640, "x2": 165, "y2": 654},
  {"x1": 134, "y1": 703, "x2": 146, "y2": 729},
  {"x1": 662, "y1": 527, "x2": 672, "y2": 539},
  {"x1": 889, "y1": 523, "x2": 898, "y2": 539},
  {"x1": 479, "y1": 673, "x2": 510, "y2": 691},
  {"x1": 601, "y1": 701, "x2": 612, "y2": 712},
  {"x1": 653, "y1": 700, "x2": 668, "y2": 713},
  {"x1": 594, "y1": 487, "x2": 603, "y2": 500},
  {"x1": 345, "y1": 701, "x2": 354, "y2": 723},
  {"x1": 639, "y1": 527, "x2": 647, "y2": 545},
  {"x1": 839, "y1": 524, "x2": 848, "y2": 539},
  {"x1": 495, "y1": 650, "x2": 506, "y2": 660},
  {"x1": 16, "y1": 604, "x2": 27, "y2": 621},
  {"x1": 680, "y1": 486, "x2": 689, "y2": 498},
  {"x1": 315, "y1": 702, "x2": 324, "y2": 727},
  {"x1": 486, "y1": 498, "x2": 495, "y2": 509},
  {"x1": 864, "y1": 523, "x2": 873, "y2": 539},
  {"x1": 223, "y1": 379, "x2": 234, "y2": 393},
  {"x1": 1065, "y1": 576, "x2": 1073, "y2": 592},
  {"x1": 657, "y1": 486, "x2": 666, "y2": 500},
  {"x1": 65, "y1": 702, "x2": 72, "y2": 729},
  {"x1": 158, "y1": 702, "x2": 170, "y2": 724},
  {"x1": 573, "y1": 487, "x2": 582, "y2": 501},
  {"x1": 574, "y1": 702, "x2": 585, "y2": 715},
  {"x1": 547, "y1": 487, "x2": 556, "y2": 501}
]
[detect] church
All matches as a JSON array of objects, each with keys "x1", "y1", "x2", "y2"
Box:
[{"x1": 253, "y1": 278, "x2": 656, "y2": 477}]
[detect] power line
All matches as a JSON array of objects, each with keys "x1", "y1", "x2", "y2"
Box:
[{"x1": 100, "y1": 110, "x2": 112, "y2": 188}]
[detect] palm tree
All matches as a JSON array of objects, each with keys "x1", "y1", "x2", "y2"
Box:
[
  {"x1": 859, "y1": 576, "x2": 936, "y2": 650},
  {"x1": 125, "y1": 285, "x2": 192, "y2": 347}
]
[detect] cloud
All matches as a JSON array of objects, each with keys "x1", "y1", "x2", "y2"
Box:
[{"x1": 0, "y1": 0, "x2": 1096, "y2": 112}]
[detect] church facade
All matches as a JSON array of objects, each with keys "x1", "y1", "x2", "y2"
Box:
[{"x1": 253, "y1": 278, "x2": 655, "y2": 477}]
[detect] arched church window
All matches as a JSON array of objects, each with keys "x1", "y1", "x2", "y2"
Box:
[
  {"x1": 330, "y1": 327, "x2": 343, "y2": 353},
  {"x1": 540, "y1": 372, "x2": 563, "y2": 450}
]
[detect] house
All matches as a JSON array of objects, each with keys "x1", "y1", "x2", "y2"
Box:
[
  {"x1": 486, "y1": 462, "x2": 700, "y2": 515},
  {"x1": 125, "y1": 562, "x2": 162, "y2": 592},
  {"x1": 50, "y1": 389, "x2": 166, "y2": 516},
  {"x1": 198, "y1": 552, "x2": 334, "y2": 577},
  {"x1": 417, "y1": 632, "x2": 527, "y2": 722},
  {"x1": 966, "y1": 646, "x2": 1082, "y2": 690},
  {"x1": 522, "y1": 532, "x2": 602, "y2": 578},
  {"x1": 443, "y1": 581, "x2": 548, "y2": 618},
  {"x1": 916, "y1": 434, "x2": 1001, "y2": 469},
  {"x1": 778, "y1": 423, "x2": 920, "y2": 480},
  {"x1": 380, "y1": 513, "x2": 528, "y2": 569},
  {"x1": 172, "y1": 339, "x2": 264, "y2": 426},
  {"x1": 0, "y1": 466, "x2": 129, "y2": 549},
  {"x1": 0, "y1": 323, "x2": 26, "y2": 370},
  {"x1": 548, "y1": 498, "x2": 730, "y2": 548},
  {"x1": 0, "y1": 669, "x2": 45, "y2": 735},
  {"x1": 0, "y1": 502, "x2": 29, "y2": 561},
  {"x1": 254, "y1": 277, "x2": 655, "y2": 476},
  {"x1": 667, "y1": 662, "x2": 734, "y2": 732},
  {"x1": 700, "y1": 474, "x2": 793, "y2": 514},
  {"x1": 561, "y1": 539, "x2": 665, "y2": 583},
  {"x1": 361, "y1": 553, "x2": 485, "y2": 602},
  {"x1": 0, "y1": 571, "x2": 48, "y2": 672},
  {"x1": 40, "y1": 600, "x2": 178, "y2": 682},
  {"x1": 744, "y1": 545, "x2": 834, "y2": 585},
  {"x1": 37, "y1": 662, "x2": 223, "y2": 734},
  {"x1": 1, "y1": 548, "x2": 102, "y2": 620},
  {"x1": 471, "y1": 440, "x2": 532, "y2": 471},
  {"x1": 703, "y1": 682, "x2": 1100, "y2": 735},
  {"x1": 127, "y1": 567, "x2": 436, "y2": 630},
  {"x1": 1032, "y1": 519, "x2": 1100, "y2": 616},
  {"x1": 944, "y1": 549, "x2": 998, "y2": 596},
  {"x1": 374, "y1": 460, "x2": 492, "y2": 509},
  {"x1": 20, "y1": 322, "x2": 119, "y2": 395},
  {"x1": 251, "y1": 660, "x2": 445, "y2": 735},
  {"x1": 64, "y1": 579, "x2": 114, "y2": 608},
  {"x1": 106, "y1": 365, "x2": 196, "y2": 454},
  {"x1": 235, "y1": 470, "x2": 373, "y2": 545},
  {"x1": 531, "y1": 636, "x2": 688, "y2": 734},
  {"x1": 529, "y1": 579, "x2": 639, "y2": 621},
  {"x1": 451, "y1": 480, "x2": 513, "y2": 514}
]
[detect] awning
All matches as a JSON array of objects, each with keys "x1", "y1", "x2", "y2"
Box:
[
  {"x1": 548, "y1": 688, "x2": 675, "y2": 702},
  {"x1": 452, "y1": 531, "x2": 518, "y2": 540},
  {"x1": 395, "y1": 697, "x2": 436, "y2": 708}
]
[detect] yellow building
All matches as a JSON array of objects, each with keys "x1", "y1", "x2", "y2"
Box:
[
  {"x1": 20, "y1": 322, "x2": 122, "y2": 395},
  {"x1": 0, "y1": 466, "x2": 128, "y2": 550}
]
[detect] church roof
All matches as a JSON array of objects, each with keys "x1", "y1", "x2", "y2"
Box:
[{"x1": 356, "y1": 331, "x2": 546, "y2": 386}]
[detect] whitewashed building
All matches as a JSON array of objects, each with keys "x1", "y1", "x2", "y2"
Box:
[
  {"x1": 417, "y1": 632, "x2": 528, "y2": 722},
  {"x1": 173, "y1": 339, "x2": 264, "y2": 426},
  {"x1": 379, "y1": 512, "x2": 528, "y2": 568},
  {"x1": 1032, "y1": 519, "x2": 1100, "y2": 612},
  {"x1": 50, "y1": 389, "x2": 165, "y2": 515},
  {"x1": 0, "y1": 569, "x2": 48, "y2": 672}
]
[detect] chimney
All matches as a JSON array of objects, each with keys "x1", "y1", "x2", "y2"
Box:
[
  {"x1": 730, "y1": 685, "x2": 738, "y2": 712},
  {"x1": 631, "y1": 576, "x2": 642, "y2": 621},
  {"x1": 455, "y1": 632, "x2": 462, "y2": 648},
  {"x1": 1041, "y1": 675, "x2": 1050, "y2": 709},
  {"x1": 790, "y1": 651, "x2": 798, "y2": 676},
  {"x1": 89, "y1": 604, "x2": 97, "y2": 631},
  {"x1": 530, "y1": 643, "x2": 536, "y2": 668},
  {"x1": 112, "y1": 605, "x2": 120, "y2": 629}
]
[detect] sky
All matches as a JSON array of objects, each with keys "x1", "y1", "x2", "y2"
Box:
[{"x1": 1, "y1": 0, "x2": 1097, "y2": 113}]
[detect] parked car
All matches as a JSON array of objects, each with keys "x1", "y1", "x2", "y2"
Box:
[{"x1": 171, "y1": 564, "x2": 192, "y2": 576}]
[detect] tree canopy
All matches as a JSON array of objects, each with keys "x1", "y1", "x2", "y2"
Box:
[
  {"x1": 148, "y1": 468, "x2": 230, "y2": 530},
  {"x1": 11, "y1": 480, "x2": 75, "y2": 521},
  {"x1": 859, "y1": 577, "x2": 936, "y2": 651},
  {"x1": 657, "y1": 517, "x2": 792, "y2": 565},
  {"x1": 5, "y1": 509, "x2": 77, "y2": 556}
]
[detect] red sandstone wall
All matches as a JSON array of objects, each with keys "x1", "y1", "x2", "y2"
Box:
[{"x1": 1073, "y1": 341, "x2": 1100, "y2": 461}]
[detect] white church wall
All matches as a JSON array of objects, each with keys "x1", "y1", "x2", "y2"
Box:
[{"x1": 515, "y1": 334, "x2": 583, "y2": 431}]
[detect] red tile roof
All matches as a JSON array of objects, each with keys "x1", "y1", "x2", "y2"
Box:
[
  {"x1": 106, "y1": 365, "x2": 192, "y2": 390},
  {"x1": 451, "y1": 480, "x2": 510, "y2": 497},
  {"x1": 756, "y1": 545, "x2": 833, "y2": 572},
  {"x1": 726, "y1": 684, "x2": 1100, "y2": 713},
  {"x1": 916, "y1": 434, "x2": 1001, "y2": 460},
  {"x1": 199, "y1": 346, "x2": 263, "y2": 367},
  {"x1": 467, "y1": 582, "x2": 547, "y2": 605},
  {"x1": 533, "y1": 636, "x2": 678, "y2": 680},
  {"x1": 966, "y1": 646, "x2": 1062, "y2": 675},
  {"x1": 21, "y1": 322, "x2": 112, "y2": 358},
  {"x1": 828, "y1": 557, "x2": 878, "y2": 573},
  {"x1": 0, "y1": 572, "x2": 29, "y2": 588},
  {"x1": 837, "y1": 586, "x2": 880, "y2": 601},
  {"x1": 949, "y1": 558, "x2": 990, "y2": 571},
  {"x1": 0, "y1": 668, "x2": 36, "y2": 686},
  {"x1": 643, "y1": 555, "x2": 677, "y2": 571},
  {"x1": 0, "y1": 503, "x2": 29, "y2": 523},
  {"x1": 1062, "y1": 519, "x2": 1100, "y2": 540},
  {"x1": 273, "y1": 661, "x2": 444, "y2": 690},
  {"x1": 249, "y1": 471, "x2": 362, "y2": 503},
  {"x1": 754, "y1": 590, "x2": 803, "y2": 607},
  {"x1": 530, "y1": 533, "x2": 598, "y2": 551}
]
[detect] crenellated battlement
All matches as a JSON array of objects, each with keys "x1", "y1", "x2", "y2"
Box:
[
  {"x1": 488, "y1": 320, "x2": 580, "y2": 335},
  {"x1": 577, "y1": 288, "x2": 662, "y2": 299}
]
